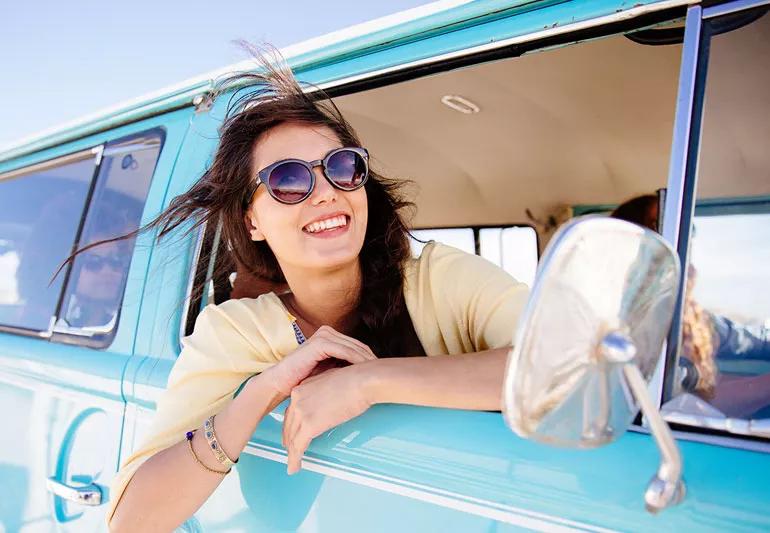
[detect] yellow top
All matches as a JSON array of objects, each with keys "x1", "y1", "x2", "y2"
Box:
[{"x1": 106, "y1": 241, "x2": 529, "y2": 523}]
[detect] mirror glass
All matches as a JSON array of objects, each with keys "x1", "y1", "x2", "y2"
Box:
[{"x1": 503, "y1": 217, "x2": 680, "y2": 447}]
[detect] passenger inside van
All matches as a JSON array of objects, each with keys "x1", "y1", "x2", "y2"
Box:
[
  {"x1": 611, "y1": 195, "x2": 770, "y2": 419},
  {"x1": 106, "y1": 52, "x2": 530, "y2": 532}
]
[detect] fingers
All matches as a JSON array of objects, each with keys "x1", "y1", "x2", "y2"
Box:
[
  {"x1": 325, "y1": 328, "x2": 376, "y2": 359},
  {"x1": 282, "y1": 403, "x2": 294, "y2": 449},
  {"x1": 313, "y1": 326, "x2": 376, "y2": 363},
  {"x1": 287, "y1": 430, "x2": 311, "y2": 475}
]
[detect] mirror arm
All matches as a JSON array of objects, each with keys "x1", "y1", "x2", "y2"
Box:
[{"x1": 623, "y1": 363, "x2": 686, "y2": 513}]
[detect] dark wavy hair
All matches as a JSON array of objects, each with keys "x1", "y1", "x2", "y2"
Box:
[{"x1": 133, "y1": 47, "x2": 421, "y2": 356}]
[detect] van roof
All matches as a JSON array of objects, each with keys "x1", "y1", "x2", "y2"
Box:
[{"x1": 0, "y1": 0, "x2": 684, "y2": 163}]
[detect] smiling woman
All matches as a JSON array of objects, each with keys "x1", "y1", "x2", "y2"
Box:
[{"x1": 105, "y1": 49, "x2": 528, "y2": 532}]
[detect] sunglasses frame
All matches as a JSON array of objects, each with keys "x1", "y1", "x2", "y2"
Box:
[{"x1": 245, "y1": 147, "x2": 369, "y2": 206}]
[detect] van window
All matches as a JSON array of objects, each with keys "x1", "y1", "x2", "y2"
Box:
[
  {"x1": 55, "y1": 130, "x2": 163, "y2": 345},
  {"x1": 410, "y1": 226, "x2": 537, "y2": 286},
  {"x1": 0, "y1": 152, "x2": 98, "y2": 332},
  {"x1": 410, "y1": 228, "x2": 475, "y2": 255},
  {"x1": 662, "y1": 9, "x2": 770, "y2": 433}
]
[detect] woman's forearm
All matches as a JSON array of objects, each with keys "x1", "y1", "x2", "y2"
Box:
[
  {"x1": 110, "y1": 372, "x2": 284, "y2": 533},
  {"x1": 364, "y1": 347, "x2": 510, "y2": 411}
]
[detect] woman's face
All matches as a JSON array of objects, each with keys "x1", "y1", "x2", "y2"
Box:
[{"x1": 245, "y1": 122, "x2": 368, "y2": 273}]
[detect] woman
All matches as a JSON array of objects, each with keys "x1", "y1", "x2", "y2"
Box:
[{"x1": 107, "y1": 52, "x2": 528, "y2": 532}]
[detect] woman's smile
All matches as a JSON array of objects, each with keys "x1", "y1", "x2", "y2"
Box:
[{"x1": 302, "y1": 213, "x2": 350, "y2": 236}]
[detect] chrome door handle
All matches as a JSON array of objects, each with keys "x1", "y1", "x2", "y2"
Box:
[{"x1": 46, "y1": 477, "x2": 102, "y2": 506}]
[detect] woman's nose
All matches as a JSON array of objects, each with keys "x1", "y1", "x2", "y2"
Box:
[{"x1": 309, "y1": 166, "x2": 337, "y2": 205}]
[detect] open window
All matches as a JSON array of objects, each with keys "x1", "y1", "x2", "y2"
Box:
[
  {"x1": 661, "y1": 5, "x2": 770, "y2": 439},
  {"x1": 183, "y1": 8, "x2": 689, "y2": 347}
]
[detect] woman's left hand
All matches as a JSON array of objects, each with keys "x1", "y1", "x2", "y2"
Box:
[{"x1": 282, "y1": 362, "x2": 376, "y2": 474}]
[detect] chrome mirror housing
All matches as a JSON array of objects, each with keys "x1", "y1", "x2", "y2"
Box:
[{"x1": 503, "y1": 216, "x2": 686, "y2": 513}]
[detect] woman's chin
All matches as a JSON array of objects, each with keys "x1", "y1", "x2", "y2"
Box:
[{"x1": 302, "y1": 245, "x2": 362, "y2": 272}]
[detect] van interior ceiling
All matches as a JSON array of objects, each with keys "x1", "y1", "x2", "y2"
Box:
[{"x1": 335, "y1": 12, "x2": 770, "y2": 232}]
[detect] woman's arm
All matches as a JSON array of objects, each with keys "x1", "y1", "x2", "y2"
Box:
[
  {"x1": 110, "y1": 372, "x2": 282, "y2": 533},
  {"x1": 283, "y1": 348, "x2": 509, "y2": 473},
  {"x1": 110, "y1": 325, "x2": 376, "y2": 533},
  {"x1": 365, "y1": 348, "x2": 509, "y2": 410}
]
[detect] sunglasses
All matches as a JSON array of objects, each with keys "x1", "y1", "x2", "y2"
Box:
[
  {"x1": 82, "y1": 253, "x2": 126, "y2": 272},
  {"x1": 245, "y1": 147, "x2": 369, "y2": 206}
]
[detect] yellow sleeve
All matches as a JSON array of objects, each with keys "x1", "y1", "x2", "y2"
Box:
[
  {"x1": 106, "y1": 298, "x2": 288, "y2": 525},
  {"x1": 405, "y1": 242, "x2": 530, "y2": 355}
]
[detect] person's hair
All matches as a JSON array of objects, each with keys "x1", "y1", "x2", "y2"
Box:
[
  {"x1": 610, "y1": 194, "x2": 658, "y2": 232},
  {"x1": 77, "y1": 45, "x2": 422, "y2": 356}
]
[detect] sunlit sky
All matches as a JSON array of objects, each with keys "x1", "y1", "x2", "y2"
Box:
[{"x1": 0, "y1": 0, "x2": 431, "y2": 148}]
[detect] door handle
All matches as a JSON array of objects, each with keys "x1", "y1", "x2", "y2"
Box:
[{"x1": 46, "y1": 477, "x2": 102, "y2": 506}]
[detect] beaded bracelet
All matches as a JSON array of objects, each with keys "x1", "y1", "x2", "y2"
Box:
[
  {"x1": 186, "y1": 431, "x2": 230, "y2": 475},
  {"x1": 203, "y1": 416, "x2": 238, "y2": 468}
]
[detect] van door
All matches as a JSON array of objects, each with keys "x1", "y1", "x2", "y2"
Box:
[{"x1": 0, "y1": 108, "x2": 191, "y2": 532}]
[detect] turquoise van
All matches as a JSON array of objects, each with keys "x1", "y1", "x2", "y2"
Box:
[{"x1": 1, "y1": 0, "x2": 769, "y2": 531}]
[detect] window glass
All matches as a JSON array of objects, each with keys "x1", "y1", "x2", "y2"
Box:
[
  {"x1": 56, "y1": 131, "x2": 162, "y2": 343},
  {"x1": 0, "y1": 154, "x2": 97, "y2": 331},
  {"x1": 479, "y1": 226, "x2": 538, "y2": 287},
  {"x1": 410, "y1": 226, "x2": 538, "y2": 286},
  {"x1": 410, "y1": 228, "x2": 475, "y2": 256},
  {"x1": 662, "y1": 10, "x2": 770, "y2": 428}
]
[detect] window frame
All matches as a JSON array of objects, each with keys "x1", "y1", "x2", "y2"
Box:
[
  {"x1": 0, "y1": 145, "x2": 104, "y2": 339},
  {"x1": 51, "y1": 128, "x2": 166, "y2": 348},
  {"x1": 653, "y1": 0, "x2": 770, "y2": 448},
  {"x1": 0, "y1": 128, "x2": 166, "y2": 348}
]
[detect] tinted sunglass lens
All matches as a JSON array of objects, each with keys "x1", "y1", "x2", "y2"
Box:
[
  {"x1": 268, "y1": 162, "x2": 313, "y2": 203},
  {"x1": 326, "y1": 150, "x2": 367, "y2": 190}
]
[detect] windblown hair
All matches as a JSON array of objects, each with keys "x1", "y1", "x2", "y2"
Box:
[{"x1": 137, "y1": 46, "x2": 419, "y2": 356}]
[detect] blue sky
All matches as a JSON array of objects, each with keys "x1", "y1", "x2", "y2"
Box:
[{"x1": 0, "y1": 0, "x2": 431, "y2": 147}]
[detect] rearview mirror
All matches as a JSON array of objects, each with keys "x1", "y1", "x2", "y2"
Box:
[{"x1": 503, "y1": 216, "x2": 685, "y2": 513}]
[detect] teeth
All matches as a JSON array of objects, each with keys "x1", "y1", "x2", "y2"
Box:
[{"x1": 305, "y1": 215, "x2": 347, "y2": 233}]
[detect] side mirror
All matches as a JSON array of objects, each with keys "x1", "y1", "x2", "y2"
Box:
[{"x1": 503, "y1": 216, "x2": 686, "y2": 513}]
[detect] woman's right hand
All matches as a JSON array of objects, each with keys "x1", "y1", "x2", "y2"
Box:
[{"x1": 263, "y1": 325, "x2": 376, "y2": 397}]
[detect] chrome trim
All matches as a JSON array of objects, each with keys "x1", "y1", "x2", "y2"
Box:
[
  {"x1": 0, "y1": 147, "x2": 98, "y2": 182},
  {"x1": 92, "y1": 144, "x2": 104, "y2": 166},
  {"x1": 649, "y1": 5, "x2": 704, "y2": 410},
  {"x1": 703, "y1": 0, "x2": 770, "y2": 18},
  {"x1": 664, "y1": 412, "x2": 770, "y2": 439},
  {"x1": 45, "y1": 477, "x2": 102, "y2": 506},
  {"x1": 51, "y1": 314, "x2": 117, "y2": 338},
  {"x1": 623, "y1": 364, "x2": 685, "y2": 513},
  {"x1": 178, "y1": 224, "x2": 206, "y2": 346},
  {"x1": 631, "y1": 420, "x2": 770, "y2": 454},
  {"x1": 205, "y1": 220, "x2": 223, "y2": 307}
]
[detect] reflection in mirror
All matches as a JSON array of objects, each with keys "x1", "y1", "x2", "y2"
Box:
[{"x1": 503, "y1": 217, "x2": 684, "y2": 513}]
